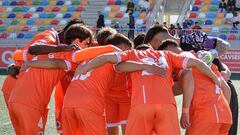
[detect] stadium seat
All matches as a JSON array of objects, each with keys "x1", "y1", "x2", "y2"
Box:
[
  {"x1": 112, "y1": 6, "x2": 120, "y2": 12},
  {"x1": 6, "y1": 7, "x2": 13, "y2": 12},
  {"x1": 45, "y1": 7, "x2": 52, "y2": 12},
  {"x1": 201, "y1": 6, "x2": 208, "y2": 12},
  {"x1": 38, "y1": 26, "x2": 47, "y2": 31},
  {"x1": 29, "y1": 7, "x2": 37, "y2": 12},
  {"x1": 60, "y1": 6, "x2": 68, "y2": 12},
  {"x1": 56, "y1": 13, "x2": 64, "y2": 18},
  {"x1": 202, "y1": 27, "x2": 210, "y2": 33},
  {"x1": 204, "y1": 0, "x2": 211, "y2": 5},
  {"x1": 32, "y1": 13, "x2": 39, "y2": 18},
  {"x1": 103, "y1": 12, "x2": 109, "y2": 18},
  {"x1": 105, "y1": 19, "x2": 112, "y2": 25},
  {"x1": 198, "y1": 13, "x2": 206, "y2": 18},
  {"x1": 209, "y1": 6, "x2": 218, "y2": 12},
  {"x1": 80, "y1": 0, "x2": 88, "y2": 6},
  {"x1": 214, "y1": 19, "x2": 222, "y2": 25},
  {"x1": 20, "y1": 19, "x2": 26, "y2": 25},
  {"x1": 13, "y1": 7, "x2": 22, "y2": 12},
  {"x1": 40, "y1": 1, "x2": 49, "y2": 6},
  {"x1": 72, "y1": 1, "x2": 80, "y2": 5},
  {"x1": 207, "y1": 13, "x2": 216, "y2": 18},
  {"x1": 11, "y1": 20, "x2": 20, "y2": 25},
  {"x1": 22, "y1": 26, "x2": 29, "y2": 32},
  {"x1": 59, "y1": 20, "x2": 67, "y2": 25},
  {"x1": 211, "y1": 0, "x2": 219, "y2": 5},
  {"x1": 108, "y1": 12, "x2": 115, "y2": 18},
  {"x1": 108, "y1": 0, "x2": 115, "y2": 5},
  {"x1": 0, "y1": 20, "x2": 3, "y2": 25},
  {"x1": 115, "y1": 0, "x2": 122, "y2": 5},
  {"x1": 2, "y1": 1, "x2": 9, "y2": 6},
  {"x1": 133, "y1": 12, "x2": 140, "y2": 18},
  {"x1": 72, "y1": 13, "x2": 80, "y2": 18},
  {"x1": 33, "y1": 1, "x2": 41, "y2": 6},
  {"x1": 104, "y1": 6, "x2": 111, "y2": 12},
  {"x1": 218, "y1": 34, "x2": 227, "y2": 40},
  {"x1": 189, "y1": 13, "x2": 197, "y2": 18},
  {"x1": 205, "y1": 20, "x2": 213, "y2": 25},
  {"x1": 16, "y1": 13, "x2": 23, "y2": 18},
  {"x1": 228, "y1": 34, "x2": 237, "y2": 40},
  {"x1": 18, "y1": 1, "x2": 26, "y2": 6},
  {"x1": 122, "y1": 1, "x2": 128, "y2": 5},
  {"x1": 44, "y1": 19, "x2": 51, "y2": 25},
  {"x1": 30, "y1": 26, "x2": 38, "y2": 32},
  {"x1": 26, "y1": 1, "x2": 32, "y2": 6},
  {"x1": 120, "y1": 6, "x2": 127, "y2": 12},
  {"x1": 23, "y1": 13, "x2": 32, "y2": 19},
  {"x1": 226, "y1": 13, "x2": 233, "y2": 19},
  {"x1": 27, "y1": 20, "x2": 35, "y2": 25},
  {"x1": 68, "y1": 7, "x2": 76, "y2": 12},
  {"x1": 9, "y1": 33, "x2": 17, "y2": 39},
  {"x1": 49, "y1": 1, "x2": 56, "y2": 6},
  {"x1": 25, "y1": 33, "x2": 33, "y2": 39},
  {"x1": 192, "y1": 6, "x2": 199, "y2": 11},
  {"x1": 136, "y1": 19, "x2": 144, "y2": 25},
  {"x1": 194, "y1": 0, "x2": 202, "y2": 5},
  {"x1": 40, "y1": 13, "x2": 48, "y2": 18},
  {"x1": 63, "y1": 13, "x2": 72, "y2": 18},
  {"x1": 196, "y1": 19, "x2": 204, "y2": 25},
  {"x1": 76, "y1": 7, "x2": 85, "y2": 12},
  {"x1": 230, "y1": 27, "x2": 238, "y2": 33},
  {"x1": 6, "y1": 26, "x2": 14, "y2": 32},
  {"x1": 21, "y1": 7, "x2": 29, "y2": 12},
  {"x1": 57, "y1": 1, "x2": 65, "y2": 6},
  {"x1": 52, "y1": 7, "x2": 60, "y2": 12},
  {"x1": 220, "y1": 27, "x2": 230, "y2": 33},
  {"x1": 217, "y1": 13, "x2": 224, "y2": 19},
  {"x1": 1, "y1": 13, "x2": 8, "y2": 18},
  {"x1": 212, "y1": 27, "x2": 219, "y2": 33},
  {"x1": 0, "y1": 7, "x2": 6, "y2": 12},
  {"x1": 139, "y1": 12, "x2": 147, "y2": 19},
  {"x1": 238, "y1": 35, "x2": 240, "y2": 40},
  {"x1": 112, "y1": 19, "x2": 119, "y2": 25},
  {"x1": 8, "y1": 13, "x2": 16, "y2": 19},
  {"x1": 188, "y1": 19, "x2": 194, "y2": 25},
  {"x1": 0, "y1": 26, "x2": 6, "y2": 32},
  {"x1": 48, "y1": 13, "x2": 56, "y2": 18},
  {"x1": 35, "y1": 20, "x2": 43, "y2": 25},
  {"x1": 51, "y1": 19, "x2": 59, "y2": 25},
  {"x1": 10, "y1": 1, "x2": 18, "y2": 6},
  {"x1": 17, "y1": 33, "x2": 24, "y2": 38},
  {"x1": 1, "y1": 33, "x2": 9, "y2": 39},
  {"x1": 115, "y1": 13, "x2": 123, "y2": 18},
  {"x1": 65, "y1": 1, "x2": 72, "y2": 5}
]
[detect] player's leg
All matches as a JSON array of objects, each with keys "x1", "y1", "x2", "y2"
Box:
[
  {"x1": 75, "y1": 108, "x2": 106, "y2": 135},
  {"x1": 2, "y1": 91, "x2": 10, "y2": 108},
  {"x1": 125, "y1": 105, "x2": 155, "y2": 135},
  {"x1": 55, "y1": 81, "x2": 65, "y2": 134},
  {"x1": 119, "y1": 102, "x2": 131, "y2": 135},
  {"x1": 186, "y1": 123, "x2": 220, "y2": 135},
  {"x1": 106, "y1": 97, "x2": 120, "y2": 135},
  {"x1": 62, "y1": 108, "x2": 81, "y2": 135},
  {"x1": 8, "y1": 103, "x2": 46, "y2": 135},
  {"x1": 154, "y1": 104, "x2": 180, "y2": 135}
]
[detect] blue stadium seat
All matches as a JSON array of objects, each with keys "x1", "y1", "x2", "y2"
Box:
[
  {"x1": 39, "y1": 13, "x2": 48, "y2": 18},
  {"x1": 205, "y1": 20, "x2": 213, "y2": 25},
  {"x1": 40, "y1": 1, "x2": 49, "y2": 6},
  {"x1": 25, "y1": 33, "x2": 33, "y2": 39},
  {"x1": 36, "y1": 7, "x2": 44, "y2": 12},
  {"x1": 3, "y1": 1, "x2": 9, "y2": 6},
  {"x1": 17, "y1": 33, "x2": 24, "y2": 38},
  {"x1": 133, "y1": 0, "x2": 139, "y2": 5},
  {"x1": 115, "y1": 0, "x2": 122, "y2": 5},
  {"x1": 192, "y1": 6, "x2": 199, "y2": 11},
  {"x1": 207, "y1": 13, "x2": 216, "y2": 18},
  {"x1": 230, "y1": 27, "x2": 238, "y2": 33},
  {"x1": 8, "y1": 13, "x2": 16, "y2": 18},
  {"x1": 57, "y1": 1, "x2": 65, "y2": 6},
  {"x1": 27, "y1": 20, "x2": 35, "y2": 25},
  {"x1": 10, "y1": 1, "x2": 18, "y2": 6},
  {"x1": 133, "y1": 11, "x2": 139, "y2": 18},
  {"x1": 211, "y1": 0, "x2": 219, "y2": 5},
  {"x1": 63, "y1": 13, "x2": 71, "y2": 18},
  {"x1": 21, "y1": 7, "x2": 29, "y2": 12},
  {"x1": 68, "y1": 7, "x2": 76, "y2": 12},
  {"x1": 219, "y1": 34, "x2": 227, "y2": 40},
  {"x1": 188, "y1": 19, "x2": 194, "y2": 25}
]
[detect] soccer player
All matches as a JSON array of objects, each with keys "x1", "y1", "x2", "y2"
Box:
[
  {"x1": 7, "y1": 24, "x2": 93, "y2": 135},
  {"x1": 158, "y1": 39, "x2": 232, "y2": 135},
  {"x1": 1, "y1": 64, "x2": 20, "y2": 108},
  {"x1": 74, "y1": 40, "x2": 220, "y2": 135}
]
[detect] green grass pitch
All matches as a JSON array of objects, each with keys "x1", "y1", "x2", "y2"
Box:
[{"x1": 0, "y1": 75, "x2": 239, "y2": 135}]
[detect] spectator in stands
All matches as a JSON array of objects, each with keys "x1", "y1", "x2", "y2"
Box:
[
  {"x1": 177, "y1": 23, "x2": 183, "y2": 37},
  {"x1": 137, "y1": 0, "x2": 150, "y2": 13},
  {"x1": 227, "y1": 0, "x2": 235, "y2": 13},
  {"x1": 168, "y1": 24, "x2": 176, "y2": 36},
  {"x1": 128, "y1": 11, "x2": 135, "y2": 40},
  {"x1": 126, "y1": 0, "x2": 134, "y2": 13},
  {"x1": 182, "y1": 20, "x2": 188, "y2": 29},
  {"x1": 233, "y1": 12, "x2": 240, "y2": 28},
  {"x1": 96, "y1": 11, "x2": 105, "y2": 34},
  {"x1": 163, "y1": 22, "x2": 168, "y2": 28},
  {"x1": 219, "y1": 0, "x2": 227, "y2": 13},
  {"x1": 192, "y1": 21, "x2": 202, "y2": 32},
  {"x1": 186, "y1": 22, "x2": 192, "y2": 35},
  {"x1": 114, "y1": 22, "x2": 121, "y2": 32}
]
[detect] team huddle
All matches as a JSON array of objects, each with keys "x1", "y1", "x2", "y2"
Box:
[{"x1": 1, "y1": 19, "x2": 234, "y2": 135}]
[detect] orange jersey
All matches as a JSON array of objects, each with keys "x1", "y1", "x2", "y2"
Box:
[
  {"x1": 64, "y1": 63, "x2": 115, "y2": 113},
  {"x1": 177, "y1": 51, "x2": 232, "y2": 124},
  {"x1": 2, "y1": 75, "x2": 17, "y2": 96},
  {"x1": 114, "y1": 49, "x2": 190, "y2": 107}
]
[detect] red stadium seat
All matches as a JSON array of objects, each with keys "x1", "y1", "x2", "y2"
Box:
[
  {"x1": 108, "y1": 0, "x2": 115, "y2": 5},
  {"x1": 76, "y1": 7, "x2": 85, "y2": 12},
  {"x1": 194, "y1": 0, "x2": 202, "y2": 5},
  {"x1": 228, "y1": 34, "x2": 237, "y2": 40},
  {"x1": 115, "y1": 13, "x2": 123, "y2": 18},
  {"x1": 0, "y1": 20, "x2": 3, "y2": 25},
  {"x1": 52, "y1": 7, "x2": 60, "y2": 12},
  {"x1": 0, "y1": 33, "x2": 9, "y2": 39},
  {"x1": 51, "y1": 19, "x2": 59, "y2": 25},
  {"x1": 18, "y1": 1, "x2": 26, "y2": 6},
  {"x1": 189, "y1": 13, "x2": 197, "y2": 18},
  {"x1": 22, "y1": 26, "x2": 29, "y2": 32},
  {"x1": 23, "y1": 13, "x2": 32, "y2": 19}
]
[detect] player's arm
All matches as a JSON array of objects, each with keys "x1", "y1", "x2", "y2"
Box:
[
  {"x1": 172, "y1": 82, "x2": 183, "y2": 96},
  {"x1": 215, "y1": 37, "x2": 231, "y2": 56},
  {"x1": 220, "y1": 77, "x2": 231, "y2": 104},
  {"x1": 221, "y1": 63, "x2": 231, "y2": 81},
  {"x1": 28, "y1": 44, "x2": 79, "y2": 55},
  {"x1": 180, "y1": 70, "x2": 194, "y2": 129},
  {"x1": 115, "y1": 61, "x2": 166, "y2": 76}
]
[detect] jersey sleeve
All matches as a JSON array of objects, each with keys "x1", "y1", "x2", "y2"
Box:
[
  {"x1": 63, "y1": 60, "x2": 78, "y2": 72},
  {"x1": 165, "y1": 51, "x2": 191, "y2": 69},
  {"x1": 30, "y1": 30, "x2": 58, "y2": 47},
  {"x1": 114, "y1": 50, "x2": 134, "y2": 64},
  {"x1": 72, "y1": 45, "x2": 118, "y2": 62},
  {"x1": 12, "y1": 49, "x2": 33, "y2": 62}
]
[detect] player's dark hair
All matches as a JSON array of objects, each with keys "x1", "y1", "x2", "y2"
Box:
[
  {"x1": 7, "y1": 64, "x2": 20, "y2": 78},
  {"x1": 97, "y1": 27, "x2": 117, "y2": 46},
  {"x1": 135, "y1": 44, "x2": 151, "y2": 50},
  {"x1": 62, "y1": 18, "x2": 86, "y2": 31},
  {"x1": 106, "y1": 33, "x2": 133, "y2": 48},
  {"x1": 158, "y1": 39, "x2": 179, "y2": 50},
  {"x1": 64, "y1": 24, "x2": 94, "y2": 46},
  {"x1": 134, "y1": 33, "x2": 145, "y2": 48},
  {"x1": 144, "y1": 24, "x2": 168, "y2": 44}
]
